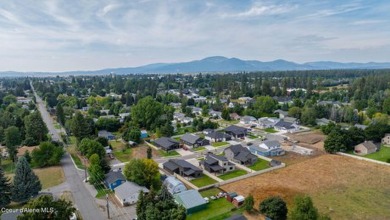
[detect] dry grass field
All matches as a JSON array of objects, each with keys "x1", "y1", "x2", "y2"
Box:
[
  {"x1": 221, "y1": 154, "x2": 390, "y2": 220},
  {"x1": 286, "y1": 130, "x2": 327, "y2": 151},
  {"x1": 6, "y1": 166, "x2": 65, "y2": 189}
]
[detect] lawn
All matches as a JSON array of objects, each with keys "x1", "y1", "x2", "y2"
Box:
[
  {"x1": 211, "y1": 142, "x2": 229, "y2": 147},
  {"x1": 190, "y1": 175, "x2": 218, "y2": 187},
  {"x1": 193, "y1": 146, "x2": 206, "y2": 152},
  {"x1": 222, "y1": 154, "x2": 390, "y2": 220},
  {"x1": 67, "y1": 147, "x2": 85, "y2": 169},
  {"x1": 186, "y1": 197, "x2": 236, "y2": 220},
  {"x1": 363, "y1": 146, "x2": 390, "y2": 163},
  {"x1": 218, "y1": 170, "x2": 247, "y2": 180},
  {"x1": 113, "y1": 148, "x2": 132, "y2": 162},
  {"x1": 1, "y1": 159, "x2": 16, "y2": 174},
  {"x1": 54, "y1": 123, "x2": 61, "y2": 129},
  {"x1": 248, "y1": 159, "x2": 270, "y2": 171},
  {"x1": 33, "y1": 166, "x2": 65, "y2": 189},
  {"x1": 109, "y1": 140, "x2": 126, "y2": 151},
  {"x1": 95, "y1": 186, "x2": 113, "y2": 198},
  {"x1": 200, "y1": 187, "x2": 222, "y2": 197},
  {"x1": 158, "y1": 150, "x2": 180, "y2": 157},
  {"x1": 264, "y1": 128, "x2": 278, "y2": 133}
]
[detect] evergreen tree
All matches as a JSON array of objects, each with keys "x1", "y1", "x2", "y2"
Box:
[
  {"x1": 222, "y1": 108, "x2": 231, "y2": 121},
  {"x1": 0, "y1": 167, "x2": 11, "y2": 208},
  {"x1": 24, "y1": 111, "x2": 48, "y2": 146},
  {"x1": 259, "y1": 196, "x2": 288, "y2": 220},
  {"x1": 5, "y1": 126, "x2": 21, "y2": 161},
  {"x1": 12, "y1": 156, "x2": 42, "y2": 203},
  {"x1": 56, "y1": 103, "x2": 65, "y2": 125},
  {"x1": 24, "y1": 151, "x2": 32, "y2": 164},
  {"x1": 244, "y1": 194, "x2": 254, "y2": 212},
  {"x1": 147, "y1": 147, "x2": 152, "y2": 159}
]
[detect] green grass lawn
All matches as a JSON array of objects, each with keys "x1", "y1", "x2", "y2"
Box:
[
  {"x1": 193, "y1": 146, "x2": 206, "y2": 152},
  {"x1": 1, "y1": 159, "x2": 16, "y2": 174},
  {"x1": 158, "y1": 150, "x2": 180, "y2": 157},
  {"x1": 54, "y1": 123, "x2": 61, "y2": 129},
  {"x1": 264, "y1": 128, "x2": 278, "y2": 133},
  {"x1": 109, "y1": 140, "x2": 126, "y2": 151},
  {"x1": 190, "y1": 175, "x2": 218, "y2": 187},
  {"x1": 70, "y1": 152, "x2": 85, "y2": 169},
  {"x1": 363, "y1": 146, "x2": 390, "y2": 163},
  {"x1": 211, "y1": 142, "x2": 229, "y2": 147},
  {"x1": 95, "y1": 187, "x2": 113, "y2": 198},
  {"x1": 200, "y1": 188, "x2": 222, "y2": 197},
  {"x1": 186, "y1": 197, "x2": 236, "y2": 220},
  {"x1": 113, "y1": 148, "x2": 132, "y2": 162},
  {"x1": 248, "y1": 134, "x2": 258, "y2": 139},
  {"x1": 248, "y1": 159, "x2": 270, "y2": 171},
  {"x1": 218, "y1": 170, "x2": 247, "y2": 180}
]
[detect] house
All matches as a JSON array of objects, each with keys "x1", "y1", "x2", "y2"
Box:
[
  {"x1": 191, "y1": 107, "x2": 202, "y2": 115},
  {"x1": 382, "y1": 134, "x2": 390, "y2": 145},
  {"x1": 163, "y1": 176, "x2": 187, "y2": 195},
  {"x1": 273, "y1": 96, "x2": 292, "y2": 105},
  {"x1": 104, "y1": 169, "x2": 126, "y2": 190},
  {"x1": 283, "y1": 116, "x2": 298, "y2": 124},
  {"x1": 170, "y1": 102, "x2": 182, "y2": 109},
  {"x1": 182, "y1": 117, "x2": 194, "y2": 124},
  {"x1": 114, "y1": 181, "x2": 149, "y2": 206},
  {"x1": 209, "y1": 110, "x2": 222, "y2": 119},
  {"x1": 224, "y1": 144, "x2": 258, "y2": 166},
  {"x1": 202, "y1": 153, "x2": 235, "y2": 174},
  {"x1": 225, "y1": 125, "x2": 247, "y2": 139},
  {"x1": 180, "y1": 134, "x2": 210, "y2": 148},
  {"x1": 354, "y1": 141, "x2": 377, "y2": 155},
  {"x1": 16, "y1": 97, "x2": 32, "y2": 104},
  {"x1": 173, "y1": 190, "x2": 208, "y2": 214},
  {"x1": 205, "y1": 131, "x2": 232, "y2": 142},
  {"x1": 163, "y1": 159, "x2": 203, "y2": 178},
  {"x1": 274, "y1": 110, "x2": 288, "y2": 119},
  {"x1": 316, "y1": 118, "x2": 332, "y2": 126},
  {"x1": 249, "y1": 140, "x2": 285, "y2": 157},
  {"x1": 228, "y1": 102, "x2": 235, "y2": 108},
  {"x1": 104, "y1": 146, "x2": 112, "y2": 155},
  {"x1": 230, "y1": 113, "x2": 241, "y2": 120},
  {"x1": 232, "y1": 195, "x2": 245, "y2": 207},
  {"x1": 154, "y1": 137, "x2": 180, "y2": 151},
  {"x1": 274, "y1": 120, "x2": 298, "y2": 132},
  {"x1": 203, "y1": 129, "x2": 215, "y2": 135},
  {"x1": 354, "y1": 124, "x2": 368, "y2": 130},
  {"x1": 140, "y1": 130, "x2": 148, "y2": 139},
  {"x1": 317, "y1": 100, "x2": 342, "y2": 108},
  {"x1": 174, "y1": 112, "x2": 185, "y2": 121},
  {"x1": 98, "y1": 130, "x2": 115, "y2": 140},
  {"x1": 238, "y1": 97, "x2": 253, "y2": 104},
  {"x1": 258, "y1": 117, "x2": 280, "y2": 129},
  {"x1": 240, "y1": 116, "x2": 257, "y2": 125}
]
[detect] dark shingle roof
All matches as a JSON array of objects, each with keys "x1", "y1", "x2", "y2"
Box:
[
  {"x1": 274, "y1": 120, "x2": 294, "y2": 129},
  {"x1": 163, "y1": 161, "x2": 179, "y2": 171},
  {"x1": 154, "y1": 137, "x2": 179, "y2": 150},
  {"x1": 169, "y1": 159, "x2": 202, "y2": 171},
  {"x1": 225, "y1": 125, "x2": 247, "y2": 135},
  {"x1": 181, "y1": 133, "x2": 201, "y2": 145},
  {"x1": 105, "y1": 170, "x2": 125, "y2": 184},
  {"x1": 206, "y1": 131, "x2": 231, "y2": 139},
  {"x1": 226, "y1": 144, "x2": 257, "y2": 162}
]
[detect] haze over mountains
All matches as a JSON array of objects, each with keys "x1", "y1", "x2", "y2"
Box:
[{"x1": 2, "y1": 56, "x2": 390, "y2": 77}]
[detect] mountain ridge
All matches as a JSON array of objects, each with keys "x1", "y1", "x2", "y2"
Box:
[{"x1": 1, "y1": 56, "x2": 390, "y2": 77}]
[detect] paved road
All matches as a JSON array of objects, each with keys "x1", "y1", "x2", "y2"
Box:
[{"x1": 31, "y1": 82, "x2": 106, "y2": 220}]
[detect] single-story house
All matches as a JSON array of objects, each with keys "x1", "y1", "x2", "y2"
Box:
[
  {"x1": 274, "y1": 110, "x2": 288, "y2": 119},
  {"x1": 163, "y1": 159, "x2": 203, "y2": 178},
  {"x1": 224, "y1": 144, "x2": 258, "y2": 166},
  {"x1": 240, "y1": 116, "x2": 257, "y2": 125},
  {"x1": 115, "y1": 181, "x2": 149, "y2": 206},
  {"x1": 104, "y1": 169, "x2": 126, "y2": 190},
  {"x1": 315, "y1": 118, "x2": 332, "y2": 126},
  {"x1": 209, "y1": 110, "x2": 222, "y2": 119},
  {"x1": 104, "y1": 146, "x2": 112, "y2": 154},
  {"x1": 382, "y1": 133, "x2": 390, "y2": 145},
  {"x1": 154, "y1": 137, "x2": 180, "y2": 151},
  {"x1": 225, "y1": 125, "x2": 247, "y2": 139},
  {"x1": 180, "y1": 134, "x2": 210, "y2": 148},
  {"x1": 203, "y1": 128, "x2": 214, "y2": 135},
  {"x1": 273, "y1": 96, "x2": 293, "y2": 105},
  {"x1": 191, "y1": 107, "x2": 202, "y2": 115},
  {"x1": 274, "y1": 120, "x2": 298, "y2": 132},
  {"x1": 205, "y1": 131, "x2": 232, "y2": 142},
  {"x1": 229, "y1": 113, "x2": 241, "y2": 120},
  {"x1": 248, "y1": 140, "x2": 285, "y2": 157},
  {"x1": 98, "y1": 130, "x2": 115, "y2": 140},
  {"x1": 174, "y1": 190, "x2": 208, "y2": 214},
  {"x1": 258, "y1": 117, "x2": 280, "y2": 129},
  {"x1": 354, "y1": 141, "x2": 377, "y2": 155},
  {"x1": 163, "y1": 176, "x2": 187, "y2": 195}
]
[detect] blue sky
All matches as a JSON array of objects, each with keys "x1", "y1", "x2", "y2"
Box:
[{"x1": 0, "y1": 0, "x2": 389, "y2": 72}]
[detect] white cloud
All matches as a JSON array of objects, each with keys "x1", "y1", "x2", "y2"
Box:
[{"x1": 222, "y1": 3, "x2": 295, "y2": 18}]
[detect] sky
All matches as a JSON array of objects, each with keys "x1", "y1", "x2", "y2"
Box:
[{"x1": 0, "y1": 0, "x2": 389, "y2": 72}]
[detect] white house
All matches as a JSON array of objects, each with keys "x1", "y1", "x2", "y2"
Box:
[
  {"x1": 258, "y1": 117, "x2": 280, "y2": 129},
  {"x1": 163, "y1": 176, "x2": 187, "y2": 195},
  {"x1": 248, "y1": 140, "x2": 285, "y2": 157},
  {"x1": 240, "y1": 116, "x2": 257, "y2": 125},
  {"x1": 115, "y1": 181, "x2": 149, "y2": 206}
]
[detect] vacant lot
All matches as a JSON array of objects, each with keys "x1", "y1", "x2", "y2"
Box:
[
  {"x1": 131, "y1": 144, "x2": 160, "y2": 159},
  {"x1": 222, "y1": 154, "x2": 390, "y2": 220},
  {"x1": 286, "y1": 130, "x2": 326, "y2": 151}
]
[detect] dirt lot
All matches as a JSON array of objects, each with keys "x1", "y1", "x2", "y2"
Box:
[
  {"x1": 286, "y1": 130, "x2": 326, "y2": 151},
  {"x1": 131, "y1": 144, "x2": 160, "y2": 159},
  {"x1": 270, "y1": 151, "x2": 321, "y2": 166},
  {"x1": 221, "y1": 154, "x2": 390, "y2": 220}
]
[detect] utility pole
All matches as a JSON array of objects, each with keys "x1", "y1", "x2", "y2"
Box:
[
  {"x1": 84, "y1": 158, "x2": 88, "y2": 182},
  {"x1": 106, "y1": 194, "x2": 110, "y2": 219}
]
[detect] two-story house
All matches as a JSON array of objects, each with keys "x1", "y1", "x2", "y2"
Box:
[
  {"x1": 201, "y1": 153, "x2": 235, "y2": 174},
  {"x1": 224, "y1": 144, "x2": 258, "y2": 166}
]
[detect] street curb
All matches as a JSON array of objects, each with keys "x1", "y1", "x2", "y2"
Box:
[{"x1": 68, "y1": 152, "x2": 85, "y2": 171}]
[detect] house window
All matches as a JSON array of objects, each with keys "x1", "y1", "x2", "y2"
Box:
[
  {"x1": 230, "y1": 167, "x2": 233, "y2": 170},
  {"x1": 224, "y1": 163, "x2": 226, "y2": 166}
]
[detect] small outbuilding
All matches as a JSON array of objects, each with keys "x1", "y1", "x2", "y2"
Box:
[
  {"x1": 354, "y1": 141, "x2": 377, "y2": 156},
  {"x1": 232, "y1": 195, "x2": 245, "y2": 207},
  {"x1": 173, "y1": 189, "x2": 208, "y2": 214}
]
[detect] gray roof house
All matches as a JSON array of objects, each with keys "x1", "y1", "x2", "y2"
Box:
[
  {"x1": 180, "y1": 134, "x2": 210, "y2": 148},
  {"x1": 249, "y1": 140, "x2": 285, "y2": 157},
  {"x1": 258, "y1": 117, "x2": 280, "y2": 129},
  {"x1": 354, "y1": 141, "x2": 377, "y2": 156},
  {"x1": 240, "y1": 116, "x2": 257, "y2": 125},
  {"x1": 104, "y1": 169, "x2": 126, "y2": 190},
  {"x1": 354, "y1": 124, "x2": 368, "y2": 130},
  {"x1": 274, "y1": 120, "x2": 298, "y2": 131},
  {"x1": 274, "y1": 110, "x2": 289, "y2": 119},
  {"x1": 224, "y1": 144, "x2": 258, "y2": 166},
  {"x1": 163, "y1": 159, "x2": 203, "y2": 178},
  {"x1": 225, "y1": 125, "x2": 247, "y2": 139},
  {"x1": 205, "y1": 131, "x2": 232, "y2": 142},
  {"x1": 202, "y1": 153, "x2": 235, "y2": 174},
  {"x1": 316, "y1": 118, "x2": 332, "y2": 126},
  {"x1": 382, "y1": 133, "x2": 390, "y2": 145},
  {"x1": 154, "y1": 137, "x2": 180, "y2": 151},
  {"x1": 98, "y1": 130, "x2": 115, "y2": 140},
  {"x1": 114, "y1": 181, "x2": 149, "y2": 206},
  {"x1": 174, "y1": 190, "x2": 208, "y2": 214}
]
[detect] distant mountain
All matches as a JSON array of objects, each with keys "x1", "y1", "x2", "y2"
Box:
[{"x1": 1, "y1": 56, "x2": 390, "y2": 77}]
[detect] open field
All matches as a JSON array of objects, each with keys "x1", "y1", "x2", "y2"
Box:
[
  {"x1": 6, "y1": 166, "x2": 65, "y2": 189},
  {"x1": 113, "y1": 148, "x2": 132, "y2": 162},
  {"x1": 131, "y1": 144, "x2": 160, "y2": 159},
  {"x1": 190, "y1": 175, "x2": 217, "y2": 187},
  {"x1": 270, "y1": 151, "x2": 321, "y2": 166},
  {"x1": 222, "y1": 154, "x2": 390, "y2": 220},
  {"x1": 286, "y1": 130, "x2": 326, "y2": 151}
]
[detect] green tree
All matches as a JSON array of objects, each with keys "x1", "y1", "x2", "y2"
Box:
[
  {"x1": 324, "y1": 129, "x2": 347, "y2": 153},
  {"x1": 300, "y1": 107, "x2": 317, "y2": 126},
  {"x1": 288, "y1": 107, "x2": 302, "y2": 119},
  {"x1": 56, "y1": 103, "x2": 65, "y2": 125},
  {"x1": 32, "y1": 142, "x2": 64, "y2": 167},
  {"x1": 222, "y1": 108, "x2": 231, "y2": 121},
  {"x1": 12, "y1": 156, "x2": 42, "y2": 203},
  {"x1": 290, "y1": 196, "x2": 319, "y2": 220},
  {"x1": 126, "y1": 127, "x2": 141, "y2": 143},
  {"x1": 70, "y1": 112, "x2": 92, "y2": 141},
  {"x1": 88, "y1": 154, "x2": 104, "y2": 186},
  {"x1": 0, "y1": 167, "x2": 11, "y2": 208},
  {"x1": 202, "y1": 105, "x2": 209, "y2": 117},
  {"x1": 244, "y1": 194, "x2": 254, "y2": 212},
  {"x1": 383, "y1": 97, "x2": 390, "y2": 114},
  {"x1": 131, "y1": 96, "x2": 164, "y2": 130},
  {"x1": 124, "y1": 158, "x2": 160, "y2": 189},
  {"x1": 78, "y1": 138, "x2": 105, "y2": 159},
  {"x1": 24, "y1": 151, "x2": 32, "y2": 164},
  {"x1": 24, "y1": 111, "x2": 48, "y2": 146},
  {"x1": 5, "y1": 126, "x2": 21, "y2": 161},
  {"x1": 17, "y1": 195, "x2": 76, "y2": 220},
  {"x1": 259, "y1": 196, "x2": 288, "y2": 220},
  {"x1": 147, "y1": 147, "x2": 152, "y2": 159},
  {"x1": 3, "y1": 94, "x2": 17, "y2": 105}
]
